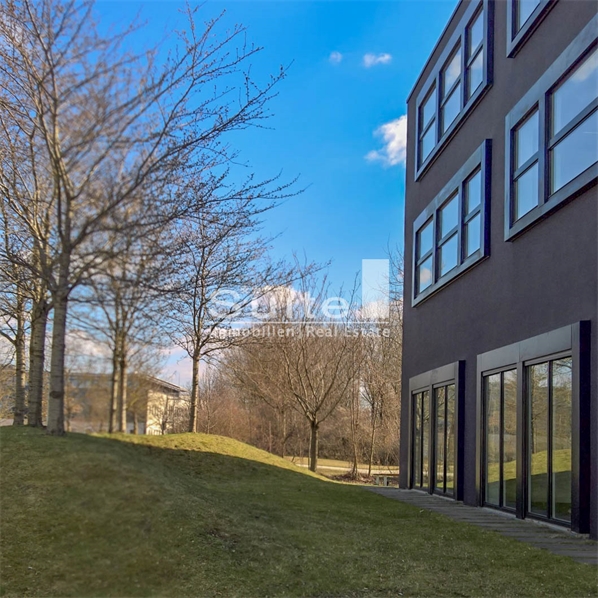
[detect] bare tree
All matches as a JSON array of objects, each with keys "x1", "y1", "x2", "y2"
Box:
[
  {"x1": 0, "y1": 0, "x2": 290, "y2": 435},
  {"x1": 234, "y1": 272, "x2": 361, "y2": 472}
]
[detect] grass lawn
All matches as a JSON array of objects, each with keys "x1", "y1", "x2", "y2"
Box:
[
  {"x1": 284, "y1": 456, "x2": 399, "y2": 475},
  {"x1": 1, "y1": 428, "x2": 596, "y2": 597}
]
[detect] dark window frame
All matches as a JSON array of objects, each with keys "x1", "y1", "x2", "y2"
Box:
[
  {"x1": 506, "y1": 0, "x2": 557, "y2": 58},
  {"x1": 504, "y1": 17, "x2": 598, "y2": 241},
  {"x1": 414, "y1": 0, "x2": 494, "y2": 180},
  {"x1": 408, "y1": 361, "x2": 465, "y2": 501},
  {"x1": 475, "y1": 321, "x2": 591, "y2": 533},
  {"x1": 412, "y1": 140, "x2": 491, "y2": 307}
]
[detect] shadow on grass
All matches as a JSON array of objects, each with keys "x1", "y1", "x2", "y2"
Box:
[{"x1": 1, "y1": 427, "x2": 596, "y2": 598}]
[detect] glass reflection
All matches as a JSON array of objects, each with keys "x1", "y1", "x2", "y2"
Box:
[
  {"x1": 552, "y1": 48, "x2": 598, "y2": 135},
  {"x1": 529, "y1": 363, "x2": 549, "y2": 517},
  {"x1": 435, "y1": 387, "x2": 445, "y2": 492},
  {"x1": 485, "y1": 374, "x2": 501, "y2": 506},
  {"x1": 445, "y1": 385, "x2": 455, "y2": 496},
  {"x1": 551, "y1": 110, "x2": 598, "y2": 193},
  {"x1": 552, "y1": 359, "x2": 572, "y2": 522},
  {"x1": 516, "y1": 111, "x2": 539, "y2": 168},
  {"x1": 439, "y1": 234, "x2": 458, "y2": 277},
  {"x1": 422, "y1": 391, "x2": 430, "y2": 488},
  {"x1": 515, "y1": 162, "x2": 539, "y2": 220},
  {"x1": 503, "y1": 370, "x2": 517, "y2": 510}
]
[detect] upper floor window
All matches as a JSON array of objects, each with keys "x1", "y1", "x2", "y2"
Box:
[
  {"x1": 415, "y1": 0, "x2": 493, "y2": 180},
  {"x1": 412, "y1": 141, "x2": 491, "y2": 306},
  {"x1": 505, "y1": 18, "x2": 597, "y2": 240},
  {"x1": 507, "y1": 0, "x2": 557, "y2": 57}
]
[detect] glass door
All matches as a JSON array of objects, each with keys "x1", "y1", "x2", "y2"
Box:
[
  {"x1": 433, "y1": 384, "x2": 456, "y2": 496},
  {"x1": 483, "y1": 370, "x2": 517, "y2": 510},
  {"x1": 527, "y1": 358, "x2": 572, "y2": 523},
  {"x1": 411, "y1": 391, "x2": 430, "y2": 490}
]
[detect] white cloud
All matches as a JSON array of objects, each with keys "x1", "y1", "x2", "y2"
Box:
[
  {"x1": 365, "y1": 115, "x2": 407, "y2": 167},
  {"x1": 363, "y1": 52, "x2": 392, "y2": 68},
  {"x1": 329, "y1": 51, "x2": 343, "y2": 65}
]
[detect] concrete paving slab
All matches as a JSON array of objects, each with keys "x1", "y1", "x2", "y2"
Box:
[{"x1": 365, "y1": 486, "x2": 598, "y2": 566}]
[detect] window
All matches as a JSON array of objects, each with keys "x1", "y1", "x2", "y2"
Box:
[
  {"x1": 528, "y1": 357, "x2": 572, "y2": 522},
  {"x1": 414, "y1": 0, "x2": 492, "y2": 178},
  {"x1": 476, "y1": 322, "x2": 591, "y2": 533},
  {"x1": 434, "y1": 384, "x2": 456, "y2": 496},
  {"x1": 507, "y1": 0, "x2": 557, "y2": 57},
  {"x1": 412, "y1": 141, "x2": 490, "y2": 306},
  {"x1": 410, "y1": 361, "x2": 463, "y2": 499},
  {"x1": 418, "y1": 88, "x2": 437, "y2": 164},
  {"x1": 505, "y1": 19, "x2": 598, "y2": 240},
  {"x1": 549, "y1": 48, "x2": 598, "y2": 193},
  {"x1": 412, "y1": 390, "x2": 430, "y2": 490},
  {"x1": 483, "y1": 369, "x2": 517, "y2": 510}
]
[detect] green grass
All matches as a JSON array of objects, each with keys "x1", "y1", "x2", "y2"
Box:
[
  {"x1": 284, "y1": 456, "x2": 399, "y2": 475},
  {"x1": 1, "y1": 428, "x2": 596, "y2": 598}
]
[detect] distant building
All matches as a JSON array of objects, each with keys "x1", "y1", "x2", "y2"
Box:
[
  {"x1": 65, "y1": 373, "x2": 189, "y2": 435},
  {"x1": 400, "y1": 0, "x2": 597, "y2": 538}
]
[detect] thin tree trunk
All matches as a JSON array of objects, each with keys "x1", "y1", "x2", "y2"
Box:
[
  {"x1": 28, "y1": 298, "x2": 49, "y2": 427},
  {"x1": 108, "y1": 351, "x2": 119, "y2": 433},
  {"x1": 368, "y1": 421, "x2": 377, "y2": 477},
  {"x1": 12, "y1": 294, "x2": 26, "y2": 426},
  {"x1": 189, "y1": 353, "x2": 199, "y2": 433},
  {"x1": 117, "y1": 352, "x2": 128, "y2": 432},
  {"x1": 308, "y1": 420, "x2": 319, "y2": 472},
  {"x1": 133, "y1": 411, "x2": 138, "y2": 434},
  {"x1": 47, "y1": 290, "x2": 68, "y2": 436}
]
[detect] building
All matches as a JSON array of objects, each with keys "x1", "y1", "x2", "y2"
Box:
[
  {"x1": 399, "y1": 0, "x2": 597, "y2": 538},
  {"x1": 64, "y1": 373, "x2": 189, "y2": 435}
]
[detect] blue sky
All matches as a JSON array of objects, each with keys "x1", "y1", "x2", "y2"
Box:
[
  {"x1": 96, "y1": 0, "x2": 457, "y2": 291},
  {"x1": 95, "y1": 0, "x2": 458, "y2": 384}
]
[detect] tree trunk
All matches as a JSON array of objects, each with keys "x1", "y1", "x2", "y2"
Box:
[
  {"x1": 108, "y1": 352, "x2": 119, "y2": 433},
  {"x1": 308, "y1": 420, "x2": 319, "y2": 472},
  {"x1": 47, "y1": 290, "x2": 68, "y2": 435},
  {"x1": 117, "y1": 352, "x2": 128, "y2": 432},
  {"x1": 189, "y1": 353, "x2": 200, "y2": 433},
  {"x1": 368, "y1": 421, "x2": 377, "y2": 477},
  {"x1": 12, "y1": 294, "x2": 26, "y2": 426},
  {"x1": 28, "y1": 298, "x2": 49, "y2": 427},
  {"x1": 133, "y1": 411, "x2": 138, "y2": 434}
]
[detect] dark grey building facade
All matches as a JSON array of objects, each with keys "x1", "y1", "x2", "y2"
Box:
[{"x1": 399, "y1": 0, "x2": 598, "y2": 538}]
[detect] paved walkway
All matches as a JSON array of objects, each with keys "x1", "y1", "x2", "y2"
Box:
[{"x1": 366, "y1": 487, "x2": 598, "y2": 566}]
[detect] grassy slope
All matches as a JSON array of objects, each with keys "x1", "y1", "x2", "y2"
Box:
[{"x1": 0, "y1": 428, "x2": 596, "y2": 598}]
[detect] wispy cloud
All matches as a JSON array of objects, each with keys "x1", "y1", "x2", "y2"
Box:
[
  {"x1": 329, "y1": 51, "x2": 343, "y2": 65},
  {"x1": 365, "y1": 115, "x2": 407, "y2": 167},
  {"x1": 363, "y1": 52, "x2": 392, "y2": 68}
]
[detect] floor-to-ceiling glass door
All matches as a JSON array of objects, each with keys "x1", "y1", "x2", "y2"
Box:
[
  {"x1": 433, "y1": 384, "x2": 456, "y2": 496},
  {"x1": 412, "y1": 390, "x2": 430, "y2": 490},
  {"x1": 527, "y1": 357, "x2": 572, "y2": 523},
  {"x1": 483, "y1": 369, "x2": 517, "y2": 510},
  {"x1": 482, "y1": 357, "x2": 572, "y2": 524},
  {"x1": 412, "y1": 385, "x2": 455, "y2": 495}
]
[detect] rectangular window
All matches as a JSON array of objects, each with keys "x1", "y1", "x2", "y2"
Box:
[
  {"x1": 414, "y1": 0, "x2": 491, "y2": 178},
  {"x1": 411, "y1": 390, "x2": 430, "y2": 490},
  {"x1": 410, "y1": 361, "x2": 462, "y2": 499},
  {"x1": 477, "y1": 322, "x2": 589, "y2": 533},
  {"x1": 507, "y1": 0, "x2": 557, "y2": 57},
  {"x1": 483, "y1": 369, "x2": 517, "y2": 511},
  {"x1": 548, "y1": 48, "x2": 598, "y2": 194},
  {"x1": 418, "y1": 87, "x2": 437, "y2": 164},
  {"x1": 466, "y1": 8, "x2": 484, "y2": 99},
  {"x1": 434, "y1": 384, "x2": 456, "y2": 497},
  {"x1": 527, "y1": 357, "x2": 572, "y2": 523},
  {"x1": 505, "y1": 20, "x2": 598, "y2": 240},
  {"x1": 412, "y1": 141, "x2": 490, "y2": 305}
]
